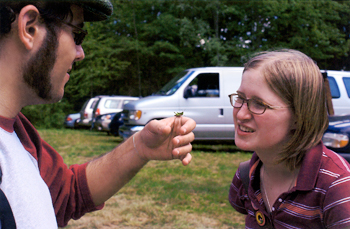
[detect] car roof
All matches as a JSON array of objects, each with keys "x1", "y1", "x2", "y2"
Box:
[
  {"x1": 322, "y1": 70, "x2": 350, "y2": 77},
  {"x1": 186, "y1": 66, "x2": 245, "y2": 73},
  {"x1": 98, "y1": 95, "x2": 139, "y2": 100}
]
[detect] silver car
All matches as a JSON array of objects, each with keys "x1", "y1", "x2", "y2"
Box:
[
  {"x1": 91, "y1": 96, "x2": 139, "y2": 131},
  {"x1": 78, "y1": 96, "x2": 103, "y2": 128}
]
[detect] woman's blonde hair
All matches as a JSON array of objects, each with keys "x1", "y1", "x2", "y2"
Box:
[{"x1": 244, "y1": 49, "x2": 329, "y2": 170}]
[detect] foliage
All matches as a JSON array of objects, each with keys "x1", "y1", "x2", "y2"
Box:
[
  {"x1": 22, "y1": 102, "x2": 70, "y2": 129},
  {"x1": 69, "y1": 0, "x2": 350, "y2": 99},
  {"x1": 24, "y1": 0, "x2": 350, "y2": 128}
]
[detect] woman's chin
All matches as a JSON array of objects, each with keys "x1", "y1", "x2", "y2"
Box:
[{"x1": 234, "y1": 140, "x2": 253, "y2": 152}]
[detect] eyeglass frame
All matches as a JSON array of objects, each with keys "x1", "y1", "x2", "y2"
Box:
[
  {"x1": 56, "y1": 19, "x2": 88, "y2": 46},
  {"x1": 36, "y1": 5, "x2": 88, "y2": 46},
  {"x1": 228, "y1": 93, "x2": 290, "y2": 115}
]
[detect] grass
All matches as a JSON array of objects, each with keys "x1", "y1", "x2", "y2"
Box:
[{"x1": 38, "y1": 129, "x2": 250, "y2": 229}]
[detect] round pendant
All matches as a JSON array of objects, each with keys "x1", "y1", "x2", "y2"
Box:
[{"x1": 255, "y1": 211, "x2": 266, "y2": 226}]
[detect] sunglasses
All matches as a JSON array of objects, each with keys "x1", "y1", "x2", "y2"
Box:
[{"x1": 59, "y1": 20, "x2": 88, "y2": 46}]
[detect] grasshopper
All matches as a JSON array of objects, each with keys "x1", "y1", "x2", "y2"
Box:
[
  {"x1": 169, "y1": 111, "x2": 184, "y2": 158},
  {"x1": 174, "y1": 111, "x2": 184, "y2": 117}
]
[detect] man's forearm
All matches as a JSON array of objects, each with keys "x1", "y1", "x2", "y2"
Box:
[
  {"x1": 85, "y1": 117, "x2": 195, "y2": 206},
  {"x1": 85, "y1": 134, "x2": 148, "y2": 206}
]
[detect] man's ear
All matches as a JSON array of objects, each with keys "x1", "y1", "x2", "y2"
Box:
[{"x1": 17, "y1": 5, "x2": 42, "y2": 50}]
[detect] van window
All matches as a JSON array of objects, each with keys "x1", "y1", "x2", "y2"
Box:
[
  {"x1": 187, "y1": 73, "x2": 220, "y2": 97},
  {"x1": 328, "y1": 76, "x2": 340, "y2": 98},
  {"x1": 105, "y1": 99, "x2": 121, "y2": 109},
  {"x1": 343, "y1": 77, "x2": 350, "y2": 98}
]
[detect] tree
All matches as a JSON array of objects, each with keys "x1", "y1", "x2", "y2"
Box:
[
  {"x1": 23, "y1": 0, "x2": 350, "y2": 127},
  {"x1": 221, "y1": 0, "x2": 350, "y2": 69}
]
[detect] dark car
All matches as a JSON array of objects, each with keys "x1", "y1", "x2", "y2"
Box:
[
  {"x1": 322, "y1": 114, "x2": 350, "y2": 163},
  {"x1": 109, "y1": 112, "x2": 124, "y2": 136},
  {"x1": 93, "y1": 113, "x2": 117, "y2": 134}
]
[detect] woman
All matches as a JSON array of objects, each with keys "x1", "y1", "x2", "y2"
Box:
[{"x1": 228, "y1": 49, "x2": 350, "y2": 228}]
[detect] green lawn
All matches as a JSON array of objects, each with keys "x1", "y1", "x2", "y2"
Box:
[{"x1": 39, "y1": 129, "x2": 249, "y2": 229}]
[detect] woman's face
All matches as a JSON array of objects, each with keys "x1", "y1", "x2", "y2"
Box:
[{"x1": 233, "y1": 67, "x2": 296, "y2": 157}]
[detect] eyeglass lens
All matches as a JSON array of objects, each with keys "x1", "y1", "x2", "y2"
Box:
[
  {"x1": 73, "y1": 32, "x2": 85, "y2": 45},
  {"x1": 59, "y1": 20, "x2": 87, "y2": 45},
  {"x1": 230, "y1": 94, "x2": 266, "y2": 114}
]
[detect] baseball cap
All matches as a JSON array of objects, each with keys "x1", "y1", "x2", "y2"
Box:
[{"x1": 0, "y1": 0, "x2": 113, "y2": 21}]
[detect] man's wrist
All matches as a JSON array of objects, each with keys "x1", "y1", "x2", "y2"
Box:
[{"x1": 132, "y1": 133, "x2": 149, "y2": 162}]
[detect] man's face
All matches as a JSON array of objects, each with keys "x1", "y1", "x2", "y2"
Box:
[
  {"x1": 22, "y1": 25, "x2": 57, "y2": 101},
  {"x1": 22, "y1": 5, "x2": 85, "y2": 104}
]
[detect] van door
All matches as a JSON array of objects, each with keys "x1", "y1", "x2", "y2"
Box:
[
  {"x1": 180, "y1": 72, "x2": 229, "y2": 140},
  {"x1": 221, "y1": 70, "x2": 243, "y2": 140}
]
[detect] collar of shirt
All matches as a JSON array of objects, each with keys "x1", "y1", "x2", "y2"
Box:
[
  {"x1": 0, "y1": 115, "x2": 15, "y2": 133},
  {"x1": 297, "y1": 142, "x2": 323, "y2": 191},
  {"x1": 247, "y1": 142, "x2": 323, "y2": 203}
]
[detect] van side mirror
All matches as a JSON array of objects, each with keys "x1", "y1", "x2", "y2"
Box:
[{"x1": 184, "y1": 86, "x2": 193, "y2": 99}]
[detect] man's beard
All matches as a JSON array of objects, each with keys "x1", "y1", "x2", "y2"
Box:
[{"x1": 22, "y1": 26, "x2": 58, "y2": 101}]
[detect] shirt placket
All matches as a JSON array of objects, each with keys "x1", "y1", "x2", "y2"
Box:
[{"x1": 248, "y1": 161, "x2": 292, "y2": 228}]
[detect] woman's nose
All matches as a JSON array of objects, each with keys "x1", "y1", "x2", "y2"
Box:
[{"x1": 235, "y1": 102, "x2": 252, "y2": 120}]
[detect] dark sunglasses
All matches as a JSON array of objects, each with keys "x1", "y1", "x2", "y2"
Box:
[{"x1": 59, "y1": 20, "x2": 88, "y2": 46}]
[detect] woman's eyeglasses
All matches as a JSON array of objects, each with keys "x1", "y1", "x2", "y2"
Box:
[{"x1": 228, "y1": 93, "x2": 289, "y2": 115}]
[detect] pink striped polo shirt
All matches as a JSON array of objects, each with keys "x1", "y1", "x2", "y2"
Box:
[{"x1": 229, "y1": 142, "x2": 350, "y2": 228}]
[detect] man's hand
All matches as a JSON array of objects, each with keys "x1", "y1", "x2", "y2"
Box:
[
  {"x1": 133, "y1": 116, "x2": 196, "y2": 165},
  {"x1": 87, "y1": 116, "x2": 195, "y2": 205}
]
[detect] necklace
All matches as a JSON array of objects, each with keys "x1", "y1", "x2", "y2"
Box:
[
  {"x1": 261, "y1": 166, "x2": 297, "y2": 213},
  {"x1": 261, "y1": 168, "x2": 272, "y2": 213}
]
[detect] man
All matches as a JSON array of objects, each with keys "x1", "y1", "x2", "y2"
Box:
[{"x1": 0, "y1": 1, "x2": 196, "y2": 228}]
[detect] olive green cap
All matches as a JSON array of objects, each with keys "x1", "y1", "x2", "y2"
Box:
[
  {"x1": 1, "y1": 0, "x2": 113, "y2": 21},
  {"x1": 76, "y1": 0, "x2": 113, "y2": 21}
]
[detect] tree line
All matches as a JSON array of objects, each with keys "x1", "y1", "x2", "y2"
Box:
[{"x1": 23, "y1": 0, "x2": 350, "y2": 128}]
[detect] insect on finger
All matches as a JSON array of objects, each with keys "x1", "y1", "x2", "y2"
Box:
[{"x1": 174, "y1": 111, "x2": 184, "y2": 117}]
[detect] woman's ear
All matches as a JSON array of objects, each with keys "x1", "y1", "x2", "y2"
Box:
[{"x1": 17, "y1": 5, "x2": 42, "y2": 50}]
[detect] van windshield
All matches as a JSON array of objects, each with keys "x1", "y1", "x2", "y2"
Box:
[{"x1": 154, "y1": 70, "x2": 194, "y2": 96}]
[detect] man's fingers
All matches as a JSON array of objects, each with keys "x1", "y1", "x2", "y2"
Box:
[
  {"x1": 182, "y1": 153, "x2": 192, "y2": 166},
  {"x1": 178, "y1": 116, "x2": 196, "y2": 135},
  {"x1": 172, "y1": 143, "x2": 192, "y2": 158},
  {"x1": 173, "y1": 132, "x2": 195, "y2": 147}
]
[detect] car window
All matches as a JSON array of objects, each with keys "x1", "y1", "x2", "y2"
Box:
[
  {"x1": 343, "y1": 77, "x2": 350, "y2": 98},
  {"x1": 328, "y1": 76, "x2": 340, "y2": 98},
  {"x1": 105, "y1": 99, "x2": 121, "y2": 109},
  {"x1": 123, "y1": 100, "x2": 134, "y2": 106},
  {"x1": 187, "y1": 73, "x2": 220, "y2": 98},
  {"x1": 80, "y1": 100, "x2": 88, "y2": 112},
  {"x1": 90, "y1": 99, "x2": 98, "y2": 109}
]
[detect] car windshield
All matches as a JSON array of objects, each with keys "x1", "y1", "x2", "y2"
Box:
[{"x1": 154, "y1": 70, "x2": 194, "y2": 96}]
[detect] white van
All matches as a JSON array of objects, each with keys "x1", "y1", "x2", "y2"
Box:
[
  {"x1": 119, "y1": 67, "x2": 350, "y2": 140},
  {"x1": 324, "y1": 70, "x2": 350, "y2": 115}
]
